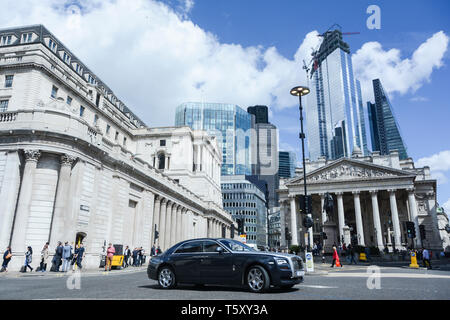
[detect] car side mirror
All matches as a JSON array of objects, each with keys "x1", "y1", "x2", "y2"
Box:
[{"x1": 216, "y1": 246, "x2": 224, "y2": 254}]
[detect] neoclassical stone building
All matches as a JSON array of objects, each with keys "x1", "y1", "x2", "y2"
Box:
[
  {"x1": 0, "y1": 25, "x2": 234, "y2": 269},
  {"x1": 278, "y1": 148, "x2": 446, "y2": 253}
]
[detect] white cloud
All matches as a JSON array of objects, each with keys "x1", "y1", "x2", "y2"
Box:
[
  {"x1": 0, "y1": 0, "x2": 321, "y2": 127},
  {"x1": 352, "y1": 31, "x2": 449, "y2": 102},
  {"x1": 417, "y1": 150, "x2": 450, "y2": 185},
  {"x1": 443, "y1": 198, "x2": 450, "y2": 214}
]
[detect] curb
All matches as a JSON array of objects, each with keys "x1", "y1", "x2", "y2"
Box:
[{"x1": 0, "y1": 266, "x2": 147, "y2": 279}]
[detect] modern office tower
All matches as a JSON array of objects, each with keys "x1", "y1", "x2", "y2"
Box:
[
  {"x1": 175, "y1": 102, "x2": 252, "y2": 175},
  {"x1": 247, "y1": 105, "x2": 279, "y2": 209},
  {"x1": 221, "y1": 175, "x2": 268, "y2": 248},
  {"x1": 368, "y1": 79, "x2": 409, "y2": 160},
  {"x1": 305, "y1": 28, "x2": 369, "y2": 161},
  {"x1": 247, "y1": 105, "x2": 269, "y2": 124},
  {"x1": 278, "y1": 151, "x2": 297, "y2": 178}
]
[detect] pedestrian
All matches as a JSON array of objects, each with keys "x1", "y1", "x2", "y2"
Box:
[
  {"x1": 22, "y1": 246, "x2": 33, "y2": 272},
  {"x1": 61, "y1": 241, "x2": 72, "y2": 272},
  {"x1": 39, "y1": 242, "x2": 49, "y2": 272},
  {"x1": 348, "y1": 244, "x2": 357, "y2": 265},
  {"x1": 151, "y1": 245, "x2": 156, "y2": 257},
  {"x1": 124, "y1": 246, "x2": 131, "y2": 268},
  {"x1": 73, "y1": 243, "x2": 85, "y2": 271},
  {"x1": 364, "y1": 246, "x2": 371, "y2": 262},
  {"x1": 157, "y1": 246, "x2": 162, "y2": 255},
  {"x1": 331, "y1": 246, "x2": 342, "y2": 268},
  {"x1": 51, "y1": 241, "x2": 63, "y2": 272},
  {"x1": 1, "y1": 246, "x2": 12, "y2": 272},
  {"x1": 71, "y1": 244, "x2": 79, "y2": 271},
  {"x1": 422, "y1": 248, "x2": 432, "y2": 269},
  {"x1": 313, "y1": 243, "x2": 318, "y2": 256},
  {"x1": 132, "y1": 248, "x2": 138, "y2": 266},
  {"x1": 105, "y1": 243, "x2": 115, "y2": 272}
]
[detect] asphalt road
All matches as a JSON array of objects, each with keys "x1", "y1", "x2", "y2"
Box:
[{"x1": 1, "y1": 265, "x2": 449, "y2": 300}]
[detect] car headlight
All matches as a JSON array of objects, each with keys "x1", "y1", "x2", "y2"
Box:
[{"x1": 275, "y1": 258, "x2": 289, "y2": 266}]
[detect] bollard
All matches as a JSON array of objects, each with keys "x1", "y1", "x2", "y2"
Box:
[{"x1": 409, "y1": 251, "x2": 419, "y2": 268}]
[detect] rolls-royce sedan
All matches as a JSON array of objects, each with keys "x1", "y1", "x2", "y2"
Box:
[{"x1": 147, "y1": 238, "x2": 305, "y2": 293}]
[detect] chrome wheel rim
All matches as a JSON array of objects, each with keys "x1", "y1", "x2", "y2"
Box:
[
  {"x1": 159, "y1": 268, "x2": 173, "y2": 288},
  {"x1": 247, "y1": 268, "x2": 264, "y2": 291}
]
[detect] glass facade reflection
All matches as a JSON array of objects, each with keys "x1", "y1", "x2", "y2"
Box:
[
  {"x1": 175, "y1": 102, "x2": 252, "y2": 175},
  {"x1": 278, "y1": 151, "x2": 296, "y2": 178},
  {"x1": 368, "y1": 79, "x2": 408, "y2": 160},
  {"x1": 305, "y1": 30, "x2": 369, "y2": 161}
]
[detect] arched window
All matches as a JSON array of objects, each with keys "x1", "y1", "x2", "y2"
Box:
[{"x1": 158, "y1": 153, "x2": 165, "y2": 170}]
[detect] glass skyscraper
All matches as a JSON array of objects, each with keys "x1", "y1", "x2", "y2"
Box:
[
  {"x1": 175, "y1": 102, "x2": 252, "y2": 175},
  {"x1": 368, "y1": 79, "x2": 408, "y2": 160},
  {"x1": 278, "y1": 151, "x2": 297, "y2": 178},
  {"x1": 305, "y1": 29, "x2": 369, "y2": 161}
]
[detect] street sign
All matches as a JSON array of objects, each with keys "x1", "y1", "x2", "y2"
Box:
[{"x1": 305, "y1": 251, "x2": 314, "y2": 272}]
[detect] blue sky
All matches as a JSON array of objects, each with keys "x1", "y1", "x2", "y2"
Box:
[
  {"x1": 2, "y1": 0, "x2": 449, "y2": 210},
  {"x1": 186, "y1": 0, "x2": 450, "y2": 209}
]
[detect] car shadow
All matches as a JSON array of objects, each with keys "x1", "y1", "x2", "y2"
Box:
[{"x1": 138, "y1": 283, "x2": 299, "y2": 294}]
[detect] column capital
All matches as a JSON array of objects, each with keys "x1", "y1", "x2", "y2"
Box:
[
  {"x1": 288, "y1": 194, "x2": 296, "y2": 199},
  {"x1": 352, "y1": 191, "x2": 361, "y2": 195},
  {"x1": 406, "y1": 187, "x2": 415, "y2": 193},
  {"x1": 60, "y1": 154, "x2": 77, "y2": 166},
  {"x1": 369, "y1": 189, "x2": 378, "y2": 195},
  {"x1": 23, "y1": 149, "x2": 41, "y2": 162},
  {"x1": 318, "y1": 193, "x2": 325, "y2": 198},
  {"x1": 335, "y1": 192, "x2": 344, "y2": 196},
  {"x1": 387, "y1": 188, "x2": 397, "y2": 194},
  {"x1": 160, "y1": 198, "x2": 168, "y2": 205},
  {"x1": 426, "y1": 191, "x2": 435, "y2": 197}
]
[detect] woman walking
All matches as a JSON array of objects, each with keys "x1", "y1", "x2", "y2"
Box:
[
  {"x1": 40, "y1": 243, "x2": 49, "y2": 272},
  {"x1": 22, "y1": 246, "x2": 33, "y2": 272},
  {"x1": 330, "y1": 245, "x2": 342, "y2": 268},
  {"x1": 1, "y1": 246, "x2": 12, "y2": 272}
]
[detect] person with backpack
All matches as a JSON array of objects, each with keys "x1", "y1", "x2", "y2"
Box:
[
  {"x1": 123, "y1": 246, "x2": 131, "y2": 268},
  {"x1": 51, "y1": 241, "x2": 63, "y2": 272},
  {"x1": 1, "y1": 246, "x2": 12, "y2": 272},
  {"x1": 22, "y1": 246, "x2": 33, "y2": 272}
]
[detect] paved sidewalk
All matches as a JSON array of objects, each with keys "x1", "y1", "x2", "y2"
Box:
[{"x1": 0, "y1": 265, "x2": 148, "y2": 279}]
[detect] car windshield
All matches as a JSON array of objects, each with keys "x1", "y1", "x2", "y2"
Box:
[{"x1": 218, "y1": 239, "x2": 256, "y2": 252}]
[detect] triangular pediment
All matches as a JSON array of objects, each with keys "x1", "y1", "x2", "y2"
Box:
[{"x1": 286, "y1": 158, "x2": 415, "y2": 186}]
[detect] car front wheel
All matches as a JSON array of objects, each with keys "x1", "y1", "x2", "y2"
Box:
[
  {"x1": 158, "y1": 266, "x2": 176, "y2": 289},
  {"x1": 246, "y1": 265, "x2": 270, "y2": 293}
]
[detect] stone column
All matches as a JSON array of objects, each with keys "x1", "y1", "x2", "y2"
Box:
[
  {"x1": 289, "y1": 195, "x2": 298, "y2": 246},
  {"x1": 352, "y1": 191, "x2": 365, "y2": 246},
  {"x1": 207, "y1": 218, "x2": 211, "y2": 237},
  {"x1": 406, "y1": 189, "x2": 421, "y2": 248},
  {"x1": 388, "y1": 189, "x2": 402, "y2": 248},
  {"x1": 164, "y1": 202, "x2": 173, "y2": 250},
  {"x1": 336, "y1": 192, "x2": 345, "y2": 244},
  {"x1": 11, "y1": 150, "x2": 41, "y2": 254},
  {"x1": 175, "y1": 206, "x2": 182, "y2": 243},
  {"x1": 152, "y1": 196, "x2": 161, "y2": 245},
  {"x1": 181, "y1": 208, "x2": 187, "y2": 241},
  {"x1": 158, "y1": 199, "x2": 167, "y2": 248},
  {"x1": 50, "y1": 154, "x2": 77, "y2": 245},
  {"x1": 169, "y1": 204, "x2": 176, "y2": 247},
  {"x1": 370, "y1": 190, "x2": 384, "y2": 249}
]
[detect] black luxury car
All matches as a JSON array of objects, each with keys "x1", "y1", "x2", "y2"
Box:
[{"x1": 147, "y1": 238, "x2": 305, "y2": 293}]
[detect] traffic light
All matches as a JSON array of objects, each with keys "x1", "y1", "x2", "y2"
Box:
[
  {"x1": 285, "y1": 227, "x2": 292, "y2": 240},
  {"x1": 446, "y1": 225, "x2": 450, "y2": 233},
  {"x1": 298, "y1": 195, "x2": 312, "y2": 214},
  {"x1": 154, "y1": 230, "x2": 159, "y2": 240},
  {"x1": 302, "y1": 216, "x2": 313, "y2": 229},
  {"x1": 419, "y1": 225, "x2": 426, "y2": 240},
  {"x1": 405, "y1": 221, "x2": 416, "y2": 238},
  {"x1": 237, "y1": 218, "x2": 244, "y2": 235}
]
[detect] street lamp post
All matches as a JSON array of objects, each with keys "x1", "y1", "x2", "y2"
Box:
[{"x1": 290, "y1": 86, "x2": 310, "y2": 251}]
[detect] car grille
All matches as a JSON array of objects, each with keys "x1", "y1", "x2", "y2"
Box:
[{"x1": 291, "y1": 257, "x2": 303, "y2": 272}]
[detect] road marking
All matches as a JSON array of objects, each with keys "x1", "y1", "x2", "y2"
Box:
[
  {"x1": 302, "y1": 285, "x2": 338, "y2": 289},
  {"x1": 325, "y1": 272, "x2": 450, "y2": 279}
]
